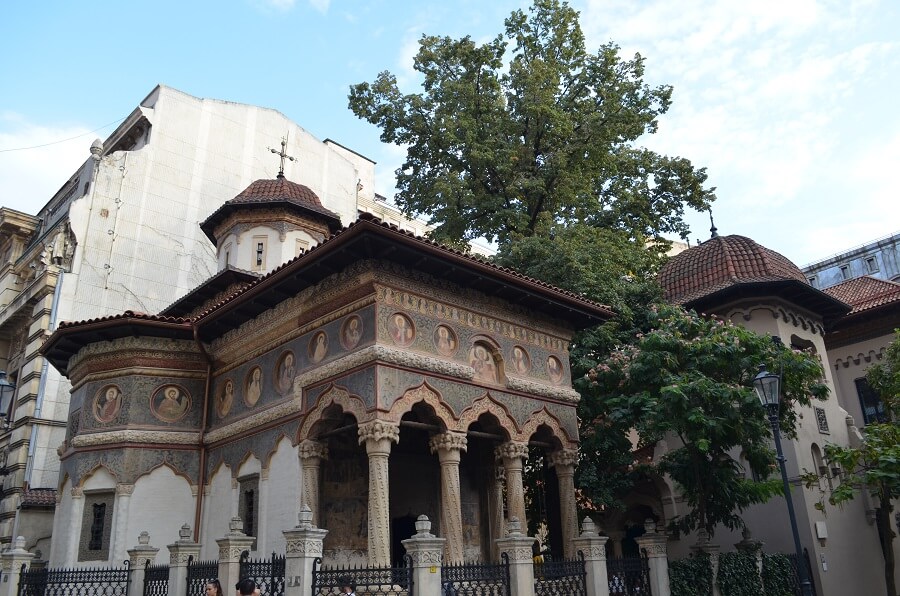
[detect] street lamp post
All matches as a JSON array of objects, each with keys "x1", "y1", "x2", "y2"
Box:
[{"x1": 753, "y1": 364, "x2": 814, "y2": 596}]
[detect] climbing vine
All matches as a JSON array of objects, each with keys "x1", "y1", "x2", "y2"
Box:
[
  {"x1": 762, "y1": 553, "x2": 797, "y2": 596},
  {"x1": 670, "y1": 551, "x2": 712, "y2": 596},
  {"x1": 717, "y1": 551, "x2": 763, "y2": 596}
]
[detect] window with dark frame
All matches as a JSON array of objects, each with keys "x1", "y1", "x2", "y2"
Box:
[
  {"x1": 238, "y1": 474, "x2": 260, "y2": 550},
  {"x1": 855, "y1": 377, "x2": 887, "y2": 425},
  {"x1": 865, "y1": 256, "x2": 879, "y2": 274},
  {"x1": 88, "y1": 503, "x2": 106, "y2": 550},
  {"x1": 78, "y1": 491, "x2": 115, "y2": 561}
]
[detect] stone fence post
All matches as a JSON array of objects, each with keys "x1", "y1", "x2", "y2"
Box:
[
  {"x1": 735, "y1": 529, "x2": 764, "y2": 588},
  {"x1": 495, "y1": 518, "x2": 535, "y2": 596},
  {"x1": 128, "y1": 531, "x2": 160, "y2": 596},
  {"x1": 0, "y1": 536, "x2": 35, "y2": 596},
  {"x1": 402, "y1": 515, "x2": 446, "y2": 595},
  {"x1": 283, "y1": 505, "x2": 328, "y2": 596},
  {"x1": 691, "y1": 530, "x2": 721, "y2": 596},
  {"x1": 168, "y1": 524, "x2": 201, "y2": 596},
  {"x1": 635, "y1": 519, "x2": 670, "y2": 596},
  {"x1": 217, "y1": 517, "x2": 256, "y2": 594},
  {"x1": 571, "y1": 517, "x2": 609, "y2": 596}
]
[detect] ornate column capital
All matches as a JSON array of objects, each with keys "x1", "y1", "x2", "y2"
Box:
[
  {"x1": 299, "y1": 439, "x2": 329, "y2": 462},
  {"x1": 429, "y1": 431, "x2": 468, "y2": 458},
  {"x1": 495, "y1": 441, "x2": 528, "y2": 462},
  {"x1": 358, "y1": 420, "x2": 400, "y2": 455},
  {"x1": 547, "y1": 448, "x2": 579, "y2": 471},
  {"x1": 116, "y1": 483, "x2": 136, "y2": 496}
]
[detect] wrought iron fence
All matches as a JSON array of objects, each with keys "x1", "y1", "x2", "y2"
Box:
[
  {"x1": 787, "y1": 550, "x2": 818, "y2": 596},
  {"x1": 607, "y1": 554, "x2": 651, "y2": 596},
  {"x1": 534, "y1": 551, "x2": 587, "y2": 596},
  {"x1": 312, "y1": 555, "x2": 413, "y2": 595},
  {"x1": 185, "y1": 555, "x2": 219, "y2": 596},
  {"x1": 440, "y1": 552, "x2": 510, "y2": 596},
  {"x1": 239, "y1": 551, "x2": 285, "y2": 596},
  {"x1": 143, "y1": 560, "x2": 169, "y2": 596},
  {"x1": 17, "y1": 560, "x2": 131, "y2": 596}
]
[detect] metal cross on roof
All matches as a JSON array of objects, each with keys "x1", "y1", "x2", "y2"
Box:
[{"x1": 269, "y1": 133, "x2": 296, "y2": 179}]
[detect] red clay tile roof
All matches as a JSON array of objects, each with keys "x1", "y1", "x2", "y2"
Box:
[
  {"x1": 823, "y1": 276, "x2": 900, "y2": 315},
  {"x1": 55, "y1": 310, "x2": 189, "y2": 330},
  {"x1": 659, "y1": 235, "x2": 809, "y2": 305},
  {"x1": 21, "y1": 488, "x2": 57, "y2": 508}
]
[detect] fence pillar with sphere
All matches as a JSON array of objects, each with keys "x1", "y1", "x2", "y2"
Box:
[
  {"x1": 128, "y1": 531, "x2": 160, "y2": 596},
  {"x1": 402, "y1": 514, "x2": 446, "y2": 595},
  {"x1": 495, "y1": 518, "x2": 535, "y2": 596},
  {"x1": 283, "y1": 504, "x2": 327, "y2": 596},
  {"x1": 168, "y1": 524, "x2": 201, "y2": 596},
  {"x1": 571, "y1": 517, "x2": 610, "y2": 596},
  {"x1": 0, "y1": 536, "x2": 35, "y2": 596},
  {"x1": 635, "y1": 519, "x2": 670, "y2": 596}
]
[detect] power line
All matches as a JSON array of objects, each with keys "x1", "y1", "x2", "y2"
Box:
[{"x1": 0, "y1": 116, "x2": 128, "y2": 153}]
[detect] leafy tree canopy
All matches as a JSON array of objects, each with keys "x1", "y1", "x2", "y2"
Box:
[
  {"x1": 349, "y1": 0, "x2": 715, "y2": 247},
  {"x1": 585, "y1": 305, "x2": 829, "y2": 537}
]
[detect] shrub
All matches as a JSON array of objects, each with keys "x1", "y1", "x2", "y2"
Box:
[
  {"x1": 670, "y1": 551, "x2": 712, "y2": 596},
  {"x1": 717, "y1": 551, "x2": 763, "y2": 596}
]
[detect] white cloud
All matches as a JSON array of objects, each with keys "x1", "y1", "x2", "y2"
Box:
[
  {"x1": 250, "y1": 0, "x2": 296, "y2": 12},
  {"x1": 0, "y1": 115, "x2": 95, "y2": 215},
  {"x1": 309, "y1": 0, "x2": 330, "y2": 14}
]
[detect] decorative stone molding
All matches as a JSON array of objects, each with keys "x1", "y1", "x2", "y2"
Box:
[
  {"x1": 505, "y1": 374, "x2": 581, "y2": 402},
  {"x1": 409, "y1": 549, "x2": 442, "y2": 566},
  {"x1": 521, "y1": 407, "x2": 578, "y2": 447},
  {"x1": 169, "y1": 552, "x2": 195, "y2": 565},
  {"x1": 358, "y1": 420, "x2": 400, "y2": 446},
  {"x1": 205, "y1": 398, "x2": 302, "y2": 444},
  {"x1": 495, "y1": 442, "x2": 529, "y2": 461},
  {"x1": 73, "y1": 430, "x2": 201, "y2": 447},
  {"x1": 297, "y1": 384, "x2": 368, "y2": 440},
  {"x1": 70, "y1": 487, "x2": 84, "y2": 498},
  {"x1": 299, "y1": 440, "x2": 328, "y2": 461},
  {"x1": 386, "y1": 382, "x2": 457, "y2": 428},
  {"x1": 457, "y1": 393, "x2": 521, "y2": 435},
  {"x1": 547, "y1": 448, "x2": 579, "y2": 469},
  {"x1": 285, "y1": 538, "x2": 324, "y2": 555},
  {"x1": 429, "y1": 431, "x2": 468, "y2": 454},
  {"x1": 218, "y1": 545, "x2": 248, "y2": 560}
]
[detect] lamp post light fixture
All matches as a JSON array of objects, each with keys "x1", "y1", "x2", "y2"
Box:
[{"x1": 753, "y1": 364, "x2": 814, "y2": 596}]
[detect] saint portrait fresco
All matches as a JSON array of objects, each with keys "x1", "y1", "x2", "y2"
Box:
[
  {"x1": 388, "y1": 313, "x2": 415, "y2": 347},
  {"x1": 309, "y1": 331, "x2": 328, "y2": 363},
  {"x1": 93, "y1": 385, "x2": 122, "y2": 423},
  {"x1": 433, "y1": 325, "x2": 458, "y2": 356},
  {"x1": 151, "y1": 385, "x2": 191, "y2": 423},
  {"x1": 245, "y1": 366, "x2": 263, "y2": 407},
  {"x1": 276, "y1": 351, "x2": 296, "y2": 395},
  {"x1": 217, "y1": 379, "x2": 234, "y2": 418},
  {"x1": 511, "y1": 346, "x2": 530, "y2": 374},
  {"x1": 547, "y1": 356, "x2": 564, "y2": 384},
  {"x1": 340, "y1": 315, "x2": 363, "y2": 350},
  {"x1": 469, "y1": 343, "x2": 498, "y2": 383}
]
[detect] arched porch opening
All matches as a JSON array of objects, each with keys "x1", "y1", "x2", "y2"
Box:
[{"x1": 524, "y1": 424, "x2": 564, "y2": 559}]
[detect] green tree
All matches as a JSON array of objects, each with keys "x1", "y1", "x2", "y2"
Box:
[
  {"x1": 348, "y1": 0, "x2": 714, "y2": 247},
  {"x1": 804, "y1": 330, "x2": 900, "y2": 596},
  {"x1": 586, "y1": 305, "x2": 830, "y2": 537}
]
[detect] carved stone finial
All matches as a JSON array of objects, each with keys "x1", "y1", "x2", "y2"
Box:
[
  {"x1": 415, "y1": 514, "x2": 432, "y2": 536},
  {"x1": 139, "y1": 531, "x2": 150, "y2": 545},
  {"x1": 298, "y1": 504, "x2": 313, "y2": 529},
  {"x1": 644, "y1": 518, "x2": 657, "y2": 535},
  {"x1": 179, "y1": 524, "x2": 191, "y2": 540},
  {"x1": 507, "y1": 517, "x2": 523, "y2": 536},
  {"x1": 696, "y1": 528, "x2": 709, "y2": 545},
  {"x1": 229, "y1": 517, "x2": 245, "y2": 534},
  {"x1": 580, "y1": 517, "x2": 598, "y2": 537},
  {"x1": 13, "y1": 536, "x2": 26, "y2": 550}
]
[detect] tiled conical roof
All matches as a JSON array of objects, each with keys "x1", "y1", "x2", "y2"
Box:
[{"x1": 660, "y1": 235, "x2": 808, "y2": 305}]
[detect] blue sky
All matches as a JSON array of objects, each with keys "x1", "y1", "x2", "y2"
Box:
[{"x1": 1, "y1": 0, "x2": 898, "y2": 266}]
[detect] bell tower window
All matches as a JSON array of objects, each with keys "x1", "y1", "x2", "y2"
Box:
[{"x1": 252, "y1": 236, "x2": 267, "y2": 272}]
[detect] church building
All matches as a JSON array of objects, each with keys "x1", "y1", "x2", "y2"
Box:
[{"x1": 41, "y1": 170, "x2": 612, "y2": 567}]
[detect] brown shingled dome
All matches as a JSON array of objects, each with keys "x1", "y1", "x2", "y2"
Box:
[{"x1": 659, "y1": 235, "x2": 808, "y2": 305}]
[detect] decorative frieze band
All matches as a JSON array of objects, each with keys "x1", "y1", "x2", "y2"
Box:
[
  {"x1": 285, "y1": 538, "x2": 325, "y2": 555},
  {"x1": 204, "y1": 398, "x2": 303, "y2": 444},
  {"x1": 72, "y1": 430, "x2": 201, "y2": 447},
  {"x1": 505, "y1": 375, "x2": 580, "y2": 403}
]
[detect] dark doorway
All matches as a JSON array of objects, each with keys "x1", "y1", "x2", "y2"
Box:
[{"x1": 391, "y1": 514, "x2": 417, "y2": 566}]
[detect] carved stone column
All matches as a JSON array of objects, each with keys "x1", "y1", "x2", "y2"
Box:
[
  {"x1": 489, "y1": 458, "x2": 506, "y2": 561},
  {"x1": 401, "y1": 515, "x2": 446, "y2": 595},
  {"x1": 429, "y1": 431, "x2": 467, "y2": 563},
  {"x1": 64, "y1": 486, "x2": 85, "y2": 566},
  {"x1": 283, "y1": 505, "x2": 328, "y2": 596},
  {"x1": 548, "y1": 448, "x2": 579, "y2": 559},
  {"x1": 496, "y1": 442, "x2": 529, "y2": 528},
  {"x1": 112, "y1": 483, "x2": 135, "y2": 564},
  {"x1": 299, "y1": 440, "x2": 328, "y2": 527},
  {"x1": 358, "y1": 420, "x2": 400, "y2": 566}
]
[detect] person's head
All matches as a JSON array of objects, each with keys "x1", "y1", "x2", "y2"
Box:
[
  {"x1": 234, "y1": 578, "x2": 258, "y2": 596},
  {"x1": 166, "y1": 387, "x2": 178, "y2": 400},
  {"x1": 252, "y1": 367, "x2": 261, "y2": 381},
  {"x1": 225, "y1": 380, "x2": 233, "y2": 394},
  {"x1": 106, "y1": 386, "x2": 118, "y2": 400},
  {"x1": 205, "y1": 579, "x2": 223, "y2": 596},
  {"x1": 338, "y1": 576, "x2": 354, "y2": 593},
  {"x1": 284, "y1": 353, "x2": 293, "y2": 367}
]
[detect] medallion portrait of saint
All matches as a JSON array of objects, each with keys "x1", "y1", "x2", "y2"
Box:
[
  {"x1": 217, "y1": 379, "x2": 234, "y2": 418},
  {"x1": 469, "y1": 343, "x2": 499, "y2": 383},
  {"x1": 547, "y1": 356, "x2": 564, "y2": 384},
  {"x1": 93, "y1": 385, "x2": 122, "y2": 423},
  {"x1": 309, "y1": 332, "x2": 328, "y2": 363},
  {"x1": 151, "y1": 385, "x2": 191, "y2": 423},
  {"x1": 340, "y1": 315, "x2": 363, "y2": 350},
  {"x1": 433, "y1": 325, "x2": 458, "y2": 356},
  {"x1": 276, "y1": 351, "x2": 296, "y2": 395},
  {"x1": 512, "y1": 346, "x2": 530, "y2": 374},
  {"x1": 389, "y1": 313, "x2": 415, "y2": 347},
  {"x1": 245, "y1": 366, "x2": 263, "y2": 407}
]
